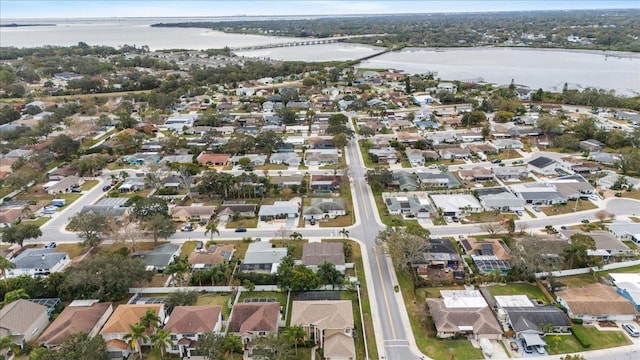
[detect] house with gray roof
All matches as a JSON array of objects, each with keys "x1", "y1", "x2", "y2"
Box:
[
  {"x1": 405, "y1": 149, "x2": 427, "y2": 166},
  {"x1": 131, "y1": 243, "x2": 181, "y2": 272},
  {"x1": 305, "y1": 149, "x2": 340, "y2": 166},
  {"x1": 269, "y1": 152, "x2": 302, "y2": 166},
  {"x1": 43, "y1": 176, "x2": 84, "y2": 195},
  {"x1": 597, "y1": 173, "x2": 640, "y2": 190},
  {"x1": 589, "y1": 151, "x2": 621, "y2": 166},
  {"x1": 475, "y1": 187, "x2": 525, "y2": 212},
  {"x1": 79, "y1": 205, "x2": 128, "y2": 221},
  {"x1": 4, "y1": 149, "x2": 32, "y2": 158},
  {"x1": 492, "y1": 166, "x2": 529, "y2": 180},
  {"x1": 439, "y1": 147, "x2": 471, "y2": 160},
  {"x1": 527, "y1": 156, "x2": 558, "y2": 175},
  {"x1": 8, "y1": 248, "x2": 70, "y2": 278},
  {"x1": 607, "y1": 221, "x2": 640, "y2": 245},
  {"x1": 509, "y1": 183, "x2": 566, "y2": 205},
  {"x1": 368, "y1": 148, "x2": 398, "y2": 164},
  {"x1": 382, "y1": 193, "x2": 432, "y2": 218},
  {"x1": 391, "y1": 171, "x2": 419, "y2": 191},
  {"x1": 302, "y1": 198, "x2": 346, "y2": 221},
  {"x1": 270, "y1": 174, "x2": 303, "y2": 189},
  {"x1": 0, "y1": 299, "x2": 49, "y2": 348},
  {"x1": 258, "y1": 201, "x2": 299, "y2": 221},
  {"x1": 230, "y1": 154, "x2": 267, "y2": 166},
  {"x1": 491, "y1": 139, "x2": 524, "y2": 150},
  {"x1": 301, "y1": 242, "x2": 346, "y2": 272},
  {"x1": 240, "y1": 242, "x2": 287, "y2": 274},
  {"x1": 119, "y1": 177, "x2": 146, "y2": 193},
  {"x1": 503, "y1": 306, "x2": 572, "y2": 347},
  {"x1": 416, "y1": 171, "x2": 461, "y2": 189},
  {"x1": 412, "y1": 238, "x2": 461, "y2": 269}
]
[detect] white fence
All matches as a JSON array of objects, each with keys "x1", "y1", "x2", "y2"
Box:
[{"x1": 535, "y1": 259, "x2": 640, "y2": 278}]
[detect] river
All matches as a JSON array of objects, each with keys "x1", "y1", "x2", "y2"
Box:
[{"x1": 1, "y1": 18, "x2": 638, "y2": 95}]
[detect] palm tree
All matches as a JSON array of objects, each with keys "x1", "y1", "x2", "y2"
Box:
[
  {"x1": 123, "y1": 323, "x2": 148, "y2": 360},
  {"x1": 339, "y1": 228, "x2": 349, "y2": 239},
  {"x1": 150, "y1": 329, "x2": 171, "y2": 360},
  {"x1": 0, "y1": 257, "x2": 15, "y2": 280},
  {"x1": 2, "y1": 288, "x2": 30, "y2": 306},
  {"x1": 204, "y1": 221, "x2": 220, "y2": 241},
  {"x1": 284, "y1": 325, "x2": 306, "y2": 354},
  {"x1": 0, "y1": 335, "x2": 20, "y2": 359},
  {"x1": 139, "y1": 309, "x2": 162, "y2": 331},
  {"x1": 289, "y1": 232, "x2": 303, "y2": 241},
  {"x1": 222, "y1": 334, "x2": 243, "y2": 359}
]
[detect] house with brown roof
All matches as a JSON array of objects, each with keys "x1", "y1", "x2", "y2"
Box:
[
  {"x1": 556, "y1": 283, "x2": 638, "y2": 322},
  {"x1": 164, "y1": 306, "x2": 222, "y2": 358},
  {"x1": 196, "y1": 152, "x2": 231, "y2": 168},
  {"x1": 38, "y1": 300, "x2": 113, "y2": 349},
  {"x1": 459, "y1": 167, "x2": 493, "y2": 182},
  {"x1": 426, "y1": 290, "x2": 503, "y2": 341},
  {"x1": 290, "y1": 301, "x2": 355, "y2": 360},
  {"x1": 0, "y1": 299, "x2": 49, "y2": 349},
  {"x1": 301, "y1": 242, "x2": 346, "y2": 273},
  {"x1": 188, "y1": 244, "x2": 235, "y2": 270},
  {"x1": 227, "y1": 303, "x2": 280, "y2": 346},
  {"x1": 100, "y1": 304, "x2": 166, "y2": 359},
  {"x1": 0, "y1": 208, "x2": 24, "y2": 228},
  {"x1": 170, "y1": 206, "x2": 216, "y2": 223},
  {"x1": 216, "y1": 202, "x2": 257, "y2": 222}
]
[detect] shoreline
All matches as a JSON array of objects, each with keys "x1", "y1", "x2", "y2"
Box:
[{"x1": 396, "y1": 46, "x2": 640, "y2": 58}]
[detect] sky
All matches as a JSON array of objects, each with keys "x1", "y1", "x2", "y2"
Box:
[{"x1": 1, "y1": 0, "x2": 639, "y2": 19}]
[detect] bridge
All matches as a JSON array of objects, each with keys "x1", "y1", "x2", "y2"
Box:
[{"x1": 230, "y1": 33, "x2": 388, "y2": 51}]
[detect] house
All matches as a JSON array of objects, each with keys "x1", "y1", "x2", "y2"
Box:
[
  {"x1": 430, "y1": 194, "x2": 482, "y2": 217},
  {"x1": 258, "y1": 201, "x2": 299, "y2": 221},
  {"x1": 163, "y1": 115, "x2": 196, "y2": 133},
  {"x1": 502, "y1": 305, "x2": 571, "y2": 348},
  {"x1": 310, "y1": 175, "x2": 341, "y2": 193},
  {"x1": 597, "y1": 173, "x2": 640, "y2": 190},
  {"x1": 216, "y1": 202, "x2": 257, "y2": 222},
  {"x1": 509, "y1": 183, "x2": 566, "y2": 205},
  {"x1": 459, "y1": 132, "x2": 484, "y2": 143},
  {"x1": 189, "y1": 244, "x2": 235, "y2": 270},
  {"x1": 8, "y1": 248, "x2": 70, "y2": 278},
  {"x1": 301, "y1": 242, "x2": 346, "y2": 273},
  {"x1": 413, "y1": 238, "x2": 462, "y2": 270},
  {"x1": 405, "y1": 149, "x2": 427, "y2": 166},
  {"x1": 38, "y1": 300, "x2": 113, "y2": 349},
  {"x1": 368, "y1": 148, "x2": 398, "y2": 164},
  {"x1": 548, "y1": 175, "x2": 595, "y2": 199},
  {"x1": 459, "y1": 236, "x2": 511, "y2": 275},
  {"x1": 492, "y1": 166, "x2": 529, "y2": 180},
  {"x1": 459, "y1": 167, "x2": 494, "y2": 182},
  {"x1": 391, "y1": 171, "x2": 419, "y2": 191},
  {"x1": 559, "y1": 230, "x2": 632, "y2": 259},
  {"x1": 0, "y1": 208, "x2": 25, "y2": 228},
  {"x1": 579, "y1": 139, "x2": 605, "y2": 152},
  {"x1": 240, "y1": 242, "x2": 288, "y2": 274},
  {"x1": 0, "y1": 299, "x2": 50, "y2": 349},
  {"x1": 589, "y1": 152, "x2": 621, "y2": 166},
  {"x1": 269, "y1": 152, "x2": 302, "y2": 166},
  {"x1": 416, "y1": 171, "x2": 461, "y2": 189},
  {"x1": 607, "y1": 221, "x2": 640, "y2": 245},
  {"x1": 439, "y1": 147, "x2": 471, "y2": 160},
  {"x1": 170, "y1": 206, "x2": 216, "y2": 223},
  {"x1": 196, "y1": 152, "x2": 231, "y2": 168},
  {"x1": 290, "y1": 301, "x2": 355, "y2": 360},
  {"x1": 270, "y1": 174, "x2": 303, "y2": 189},
  {"x1": 305, "y1": 149, "x2": 340, "y2": 166},
  {"x1": 382, "y1": 193, "x2": 432, "y2": 218},
  {"x1": 556, "y1": 283, "x2": 637, "y2": 322},
  {"x1": 475, "y1": 187, "x2": 525, "y2": 212},
  {"x1": 43, "y1": 176, "x2": 85, "y2": 195},
  {"x1": 122, "y1": 152, "x2": 161, "y2": 166},
  {"x1": 437, "y1": 82, "x2": 457, "y2": 93},
  {"x1": 302, "y1": 198, "x2": 346, "y2": 221},
  {"x1": 118, "y1": 177, "x2": 146, "y2": 193},
  {"x1": 230, "y1": 154, "x2": 267, "y2": 167},
  {"x1": 227, "y1": 303, "x2": 280, "y2": 346},
  {"x1": 527, "y1": 156, "x2": 558, "y2": 175},
  {"x1": 131, "y1": 243, "x2": 181, "y2": 272},
  {"x1": 100, "y1": 304, "x2": 166, "y2": 359},
  {"x1": 609, "y1": 273, "x2": 640, "y2": 311},
  {"x1": 426, "y1": 290, "x2": 502, "y2": 340},
  {"x1": 491, "y1": 139, "x2": 524, "y2": 150},
  {"x1": 164, "y1": 306, "x2": 222, "y2": 358}
]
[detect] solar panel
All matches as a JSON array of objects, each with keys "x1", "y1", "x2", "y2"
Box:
[
  {"x1": 243, "y1": 298, "x2": 277, "y2": 303},
  {"x1": 136, "y1": 297, "x2": 168, "y2": 304},
  {"x1": 481, "y1": 243, "x2": 494, "y2": 256},
  {"x1": 460, "y1": 239, "x2": 472, "y2": 252},
  {"x1": 297, "y1": 291, "x2": 341, "y2": 301}
]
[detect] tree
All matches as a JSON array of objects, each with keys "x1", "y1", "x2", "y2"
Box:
[
  {"x1": 61, "y1": 253, "x2": 150, "y2": 302},
  {"x1": 123, "y1": 323, "x2": 148, "y2": 360},
  {"x1": 150, "y1": 329, "x2": 171, "y2": 360},
  {"x1": 284, "y1": 325, "x2": 306, "y2": 354},
  {"x1": 195, "y1": 333, "x2": 227, "y2": 360},
  {"x1": 339, "y1": 228, "x2": 349, "y2": 239},
  {"x1": 332, "y1": 133, "x2": 348, "y2": 148},
  {"x1": 255, "y1": 130, "x2": 283, "y2": 153},
  {"x1": 140, "y1": 213, "x2": 176, "y2": 244},
  {"x1": 127, "y1": 196, "x2": 169, "y2": 221},
  {"x1": 508, "y1": 235, "x2": 566, "y2": 281},
  {"x1": 238, "y1": 157, "x2": 252, "y2": 171},
  {"x1": 461, "y1": 110, "x2": 487, "y2": 127},
  {"x1": 139, "y1": 308, "x2": 162, "y2": 331},
  {"x1": 165, "y1": 256, "x2": 191, "y2": 286},
  {"x1": 251, "y1": 334, "x2": 295, "y2": 360},
  {"x1": 564, "y1": 233, "x2": 600, "y2": 269},
  {"x1": 505, "y1": 218, "x2": 515, "y2": 235},
  {"x1": 276, "y1": 107, "x2": 298, "y2": 124},
  {"x1": 376, "y1": 227, "x2": 431, "y2": 272},
  {"x1": 289, "y1": 232, "x2": 302, "y2": 241},
  {"x1": 290, "y1": 265, "x2": 321, "y2": 291},
  {"x1": 359, "y1": 125, "x2": 375, "y2": 138},
  {"x1": 0, "y1": 256, "x2": 15, "y2": 279},
  {"x1": 205, "y1": 221, "x2": 220, "y2": 241},
  {"x1": 317, "y1": 261, "x2": 344, "y2": 289},
  {"x1": 67, "y1": 211, "x2": 108, "y2": 247},
  {"x1": 1, "y1": 223, "x2": 42, "y2": 248},
  {"x1": 55, "y1": 333, "x2": 108, "y2": 360},
  {"x1": 0, "y1": 336, "x2": 20, "y2": 359},
  {"x1": 276, "y1": 255, "x2": 296, "y2": 291},
  {"x1": 365, "y1": 168, "x2": 394, "y2": 191},
  {"x1": 72, "y1": 154, "x2": 108, "y2": 176},
  {"x1": 49, "y1": 134, "x2": 80, "y2": 159},
  {"x1": 479, "y1": 221, "x2": 504, "y2": 235},
  {"x1": 494, "y1": 111, "x2": 514, "y2": 123},
  {"x1": 166, "y1": 290, "x2": 198, "y2": 309},
  {"x1": 594, "y1": 209, "x2": 610, "y2": 224},
  {"x1": 2, "y1": 288, "x2": 30, "y2": 305}
]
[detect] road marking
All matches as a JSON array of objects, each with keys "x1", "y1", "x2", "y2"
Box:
[
  {"x1": 374, "y1": 246, "x2": 396, "y2": 339},
  {"x1": 357, "y1": 180, "x2": 370, "y2": 221}
]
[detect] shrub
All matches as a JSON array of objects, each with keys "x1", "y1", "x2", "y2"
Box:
[
  {"x1": 571, "y1": 318, "x2": 584, "y2": 325},
  {"x1": 571, "y1": 326, "x2": 591, "y2": 348}
]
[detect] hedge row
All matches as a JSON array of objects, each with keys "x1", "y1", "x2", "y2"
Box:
[{"x1": 571, "y1": 326, "x2": 591, "y2": 348}]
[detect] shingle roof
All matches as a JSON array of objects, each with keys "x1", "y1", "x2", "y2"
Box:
[
  {"x1": 302, "y1": 243, "x2": 345, "y2": 266},
  {"x1": 504, "y1": 306, "x2": 571, "y2": 333},
  {"x1": 290, "y1": 301, "x2": 354, "y2": 331},
  {"x1": 228, "y1": 303, "x2": 279, "y2": 334},
  {"x1": 100, "y1": 304, "x2": 163, "y2": 334},
  {"x1": 0, "y1": 299, "x2": 48, "y2": 337},
  {"x1": 556, "y1": 283, "x2": 637, "y2": 316},
  {"x1": 426, "y1": 298, "x2": 502, "y2": 335},
  {"x1": 10, "y1": 248, "x2": 68, "y2": 270},
  {"x1": 39, "y1": 301, "x2": 113, "y2": 347},
  {"x1": 164, "y1": 306, "x2": 221, "y2": 334}
]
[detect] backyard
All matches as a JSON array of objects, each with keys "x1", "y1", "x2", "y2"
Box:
[{"x1": 486, "y1": 283, "x2": 551, "y2": 304}]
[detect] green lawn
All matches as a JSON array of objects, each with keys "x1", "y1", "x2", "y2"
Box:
[
  {"x1": 545, "y1": 326, "x2": 631, "y2": 354},
  {"x1": 269, "y1": 239, "x2": 308, "y2": 259},
  {"x1": 196, "y1": 293, "x2": 233, "y2": 318},
  {"x1": 558, "y1": 264, "x2": 640, "y2": 289},
  {"x1": 486, "y1": 283, "x2": 550, "y2": 304},
  {"x1": 180, "y1": 241, "x2": 198, "y2": 257},
  {"x1": 23, "y1": 217, "x2": 51, "y2": 227},
  {"x1": 225, "y1": 217, "x2": 258, "y2": 228},
  {"x1": 397, "y1": 271, "x2": 484, "y2": 360},
  {"x1": 54, "y1": 243, "x2": 87, "y2": 259},
  {"x1": 541, "y1": 200, "x2": 597, "y2": 216},
  {"x1": 80, "y1": 180, "x2": 99, "y2": 191}
]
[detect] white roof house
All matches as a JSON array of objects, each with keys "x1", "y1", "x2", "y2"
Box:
[
  {"x1": 607, "y1": 221, "x2": 640, "y2": 244},
  {"x1": 494, "y1": 295, "x2": 535, "y2": 308},
  {"x1": 609, "y1": 273, "x2": 640, "y2": 310},
  {"x1": 440, "y1": 290, "x2": 488, "y2": 308},
  {"x1": 430, "y1": 194, "x2": 482, "y2": 216}
]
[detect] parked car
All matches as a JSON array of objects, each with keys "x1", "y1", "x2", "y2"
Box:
[
  {"x1": 452, "y1": 216, "x2": 459, "y2": 223},
  {"x1": 44, "y1": 242, "x2": 56, "y2": 249},
  {"x1": 532, "y1": 206, "x2": 541, "y2": 212},
  {"x1": 491, "y1": 159, "x2": 502, "y2": 164},
  {"x1": 102, "y1": 185, "x2": 112, "y2": 191},
  {"x1": 535, "y1": 345, "x2": 545, "y2": 354},
  {"x1": 235, "y1": 227, "x2": 247, "y2": 233},
  {"x1": 181, "y1": 223, "x2": 193, "y2": 232},
  {"x1": 560, "y1": 226, "x2": 567, "y2": 230},
  {"x1": 515, "y1": 210, "x2": 523, "y2": 216},
  {"x1": 513, "y1": 160, "x2": 524, "y2": 164},
  {"x1": 195, "y1": 241, "x2": 203, "y2": 250},
  {"x1": 622, "y1": 323, "x2": 640, "y2": 337},
  {"x1": 309, "y1": 218, "x2": 316, "y2": 225}
]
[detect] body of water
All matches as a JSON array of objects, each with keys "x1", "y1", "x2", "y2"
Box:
[{"x1": 1, "y1": 18, "x2": 638, "y2": 95}]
